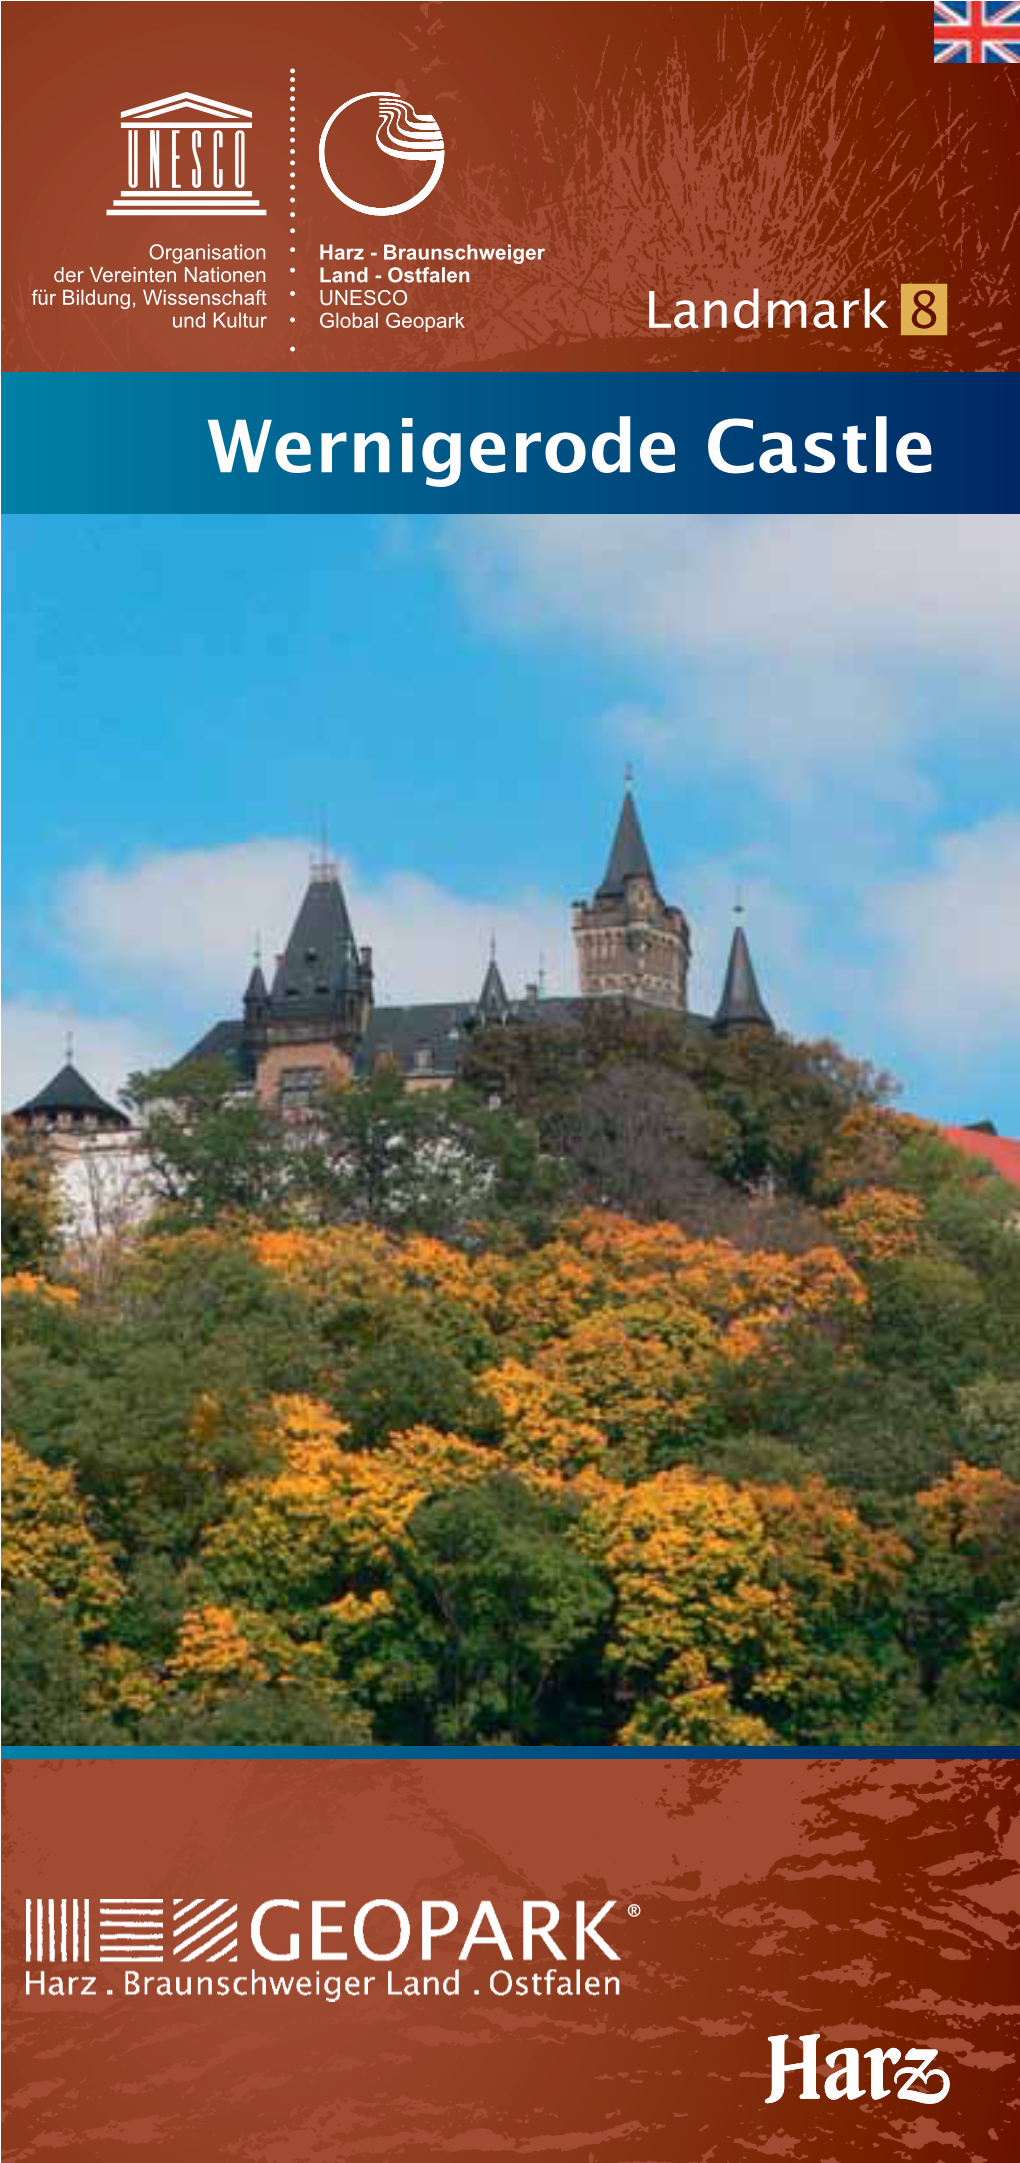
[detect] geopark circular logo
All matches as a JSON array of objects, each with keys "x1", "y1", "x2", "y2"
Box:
[{"x1": 319, "y1": 92, "x2": 445, "y2": 217}]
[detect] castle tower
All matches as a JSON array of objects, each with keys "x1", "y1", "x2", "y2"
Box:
[
  {"x1": 10, "y1": 1052, "x2": 131, "y2": 1140},
  {"x1": 244, "y1": 858, "x2": 373, "y2": 1110},
  {"x1": 572, "y1": 787, "x2": 691, "y2": 1011},
  {"x1": 712, "y1": 918, "x2": 773, "y2": 1032}
]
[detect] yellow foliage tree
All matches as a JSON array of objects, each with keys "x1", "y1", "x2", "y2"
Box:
[
  {"x1": 581, "y1": 1464, "x2": 906, "y2": 1745},
  {"x1": 831, "y1": 1185, "x2": 926, "y2": 1266},
  {"x1": 1, "y1": 1438, "x2": 121, "y2": 1629}
]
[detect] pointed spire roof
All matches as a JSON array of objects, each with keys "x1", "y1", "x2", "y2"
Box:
[
  {"x1": 13, "y1": 1060, "x2": 130, "y2": 1125},
  {"x1": 244, "y1": 960, "x2": 268, "y2": 1003},
  {"x1": 713, "y1": 924, "x2": 773, "y2": 1030},
  {"x1": 477, "y1": 949, "x2": 510, "y2": 1018},
  {"x1": 597, "y1": 788, "x2": 657, "y2": 898},
  {"x1": 269, "y1": 863, "x2": 361, "y2": 1004}
]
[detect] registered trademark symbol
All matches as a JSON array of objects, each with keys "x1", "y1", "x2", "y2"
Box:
[{"x1": 628, "y1": 1904, "x2": 641, "y2": 1917}]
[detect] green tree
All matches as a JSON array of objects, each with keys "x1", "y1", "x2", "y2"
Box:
[
  {"x1": 138, "y1": 1680, "x2": 372, "y2": 1746},
  {"x1": 1, "y1": 1586, "x2": 114, "y2": 1745},
  {"x1": 295, "y1": 1073, "x2": 560, "y2": 1238},
  {"x1": 2, "y1": 1236, "x2": 327, "y2": 1562},
  {"x1": 126, "y1": 1059, "x2": 289, "y2": 1225},
  {"x1": 901, "y1": 1466, "x2": 1020, "y2": 1701},
  {"x1": 817, "y1": 1376, "x2": 957, "y2": 1501},
  {"x1": 337, "y1": 1311, "x2": 499, "y2": 1449},
  {"x1": 956, "y1": 1380, "x2": 1020, "y2": 1481},
  {"x1": 460, "y1": 1006, "x2": 895, "y2": 1206},
  {"x1": 376, "y1": 1474, "x2": 613, "y2": 1744},
  {"x1": 865, "y1": 1250, "x2": 993, "y2": 1398}
]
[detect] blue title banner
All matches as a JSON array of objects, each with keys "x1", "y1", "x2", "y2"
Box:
[{"x1": 2, "y1": 371, "x2": 1016, "y2": 513}]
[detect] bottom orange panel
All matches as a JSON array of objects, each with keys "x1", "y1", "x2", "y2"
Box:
[{"x1": 3, "y1": 1757, "x2": 1018, "y2": 2159}]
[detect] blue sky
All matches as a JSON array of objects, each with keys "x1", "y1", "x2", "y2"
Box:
[{"x1": 4, "y1": 512, "x2": 1018, "y2": 1128}]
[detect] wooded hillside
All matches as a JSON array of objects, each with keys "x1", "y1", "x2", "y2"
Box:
[{"x1": 4, "y1": 1017, "x2": 1018, "y2": 1746}]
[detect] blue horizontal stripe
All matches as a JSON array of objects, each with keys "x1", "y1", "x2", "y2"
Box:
[
  {"x1": 4, "y1": 1746, "x2": 1018, "y2": 1761},
  {"x1": 3, "y1": 371, "x2": 1017, "y2": 513}
]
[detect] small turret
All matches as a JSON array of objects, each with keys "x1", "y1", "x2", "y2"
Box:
[
  {"x1": 476, "y1": 939, "x2": 511, "y2": 1021},
  {"x1": 713, "y1": 920, "x2": 773, "y2": 1031},
  {"x1": 243, "y1": 950, "x2": 269, "y2": 1022}
]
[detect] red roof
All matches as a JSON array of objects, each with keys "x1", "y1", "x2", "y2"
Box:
[{"x1": 942, "y1": 1127, "x2": 1020, "y2": 1190}]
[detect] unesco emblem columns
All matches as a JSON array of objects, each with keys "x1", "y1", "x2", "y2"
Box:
[{"x1": 108, "y1": 92, "x2": 266, "y2": 216}]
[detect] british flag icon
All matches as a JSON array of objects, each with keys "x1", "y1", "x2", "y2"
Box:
[{"x1": 934, "y1": 2, "x2": 1020, "y2": 61}]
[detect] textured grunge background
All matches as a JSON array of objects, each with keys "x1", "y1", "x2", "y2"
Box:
[
  {"x1": 3, "y1": 1, "x2": 1018, "y2": 373},
  {"x1": 4, "y1": 1757, "x2": 1019, "y2": 2158}
]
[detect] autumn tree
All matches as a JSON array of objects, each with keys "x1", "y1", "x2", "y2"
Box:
[{"x1": 2, "y1": 1121, "x2": 64, "y2": 1274}]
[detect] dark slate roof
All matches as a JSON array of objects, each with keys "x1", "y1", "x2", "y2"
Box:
[
  {"x1": 358, "y1": 1002, "x2": 475, "y2": 1077},
  {"x1": 477, "y1": 955, "x2": 510, "y2": 1017},
  {"x1": 270, "y1": 870, "x2": 361, "y2": 1004},
  {"x1": 597, "y1": 790, "x2": 657, "y2": 898},
  {"x1": 244, "y1": 961, "x2": 268, "y2": 1003},
  {"x1": 713, "y1": 926, "x2": 773, "y2": 1029},
  {"x1": 178, "y1": 991, "x2": 718, "y2": 1090},
  {"x1": 13, "y1": 1061, "x2": 130, "y2": 1125},
  {"x1": 358, "y1": 992, "x2": 598, "y2": 1076},
  {"x1": 179, "y1": 1019, "x2": 248, "y2": 1070}
]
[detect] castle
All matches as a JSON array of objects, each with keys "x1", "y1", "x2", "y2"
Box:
[
  {"x1": 12, "y1": 787, "x2": 773, "y2": 1133},
  {"x1": 180, "y1": 783, "x2": 772, "y2": 1109}
]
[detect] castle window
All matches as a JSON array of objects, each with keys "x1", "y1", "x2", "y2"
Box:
[
  {"x1": 413, "y1": 1043, "x2": 433, "y2": 1072},
  {"x1": 278, "y1": 1066, "x2": 323, "y2": 1112}
]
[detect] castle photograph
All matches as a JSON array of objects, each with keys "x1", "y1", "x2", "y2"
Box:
[
  {"x1": 3, "y1": 510, "x2": 1019, "y2": 1750},
  {"x1": 15, "y1": 782, "x2": 772, "y2": 1124}
]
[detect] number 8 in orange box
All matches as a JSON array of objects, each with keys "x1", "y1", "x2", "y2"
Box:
[{"x1": 900, "y1": 283, "x2": 949, "y2": 335}]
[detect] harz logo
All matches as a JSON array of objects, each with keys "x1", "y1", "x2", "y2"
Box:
[{"x1": 108, "y1": 91, "x2": 266, "y2": 217}]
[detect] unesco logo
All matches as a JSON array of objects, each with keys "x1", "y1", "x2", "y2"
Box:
[
  {"x1": 319, "y1": 92, "x2": 445, "y2": 216},
  {"x1": 108, "y1": 91, "x2": 265, "y2": 217}
]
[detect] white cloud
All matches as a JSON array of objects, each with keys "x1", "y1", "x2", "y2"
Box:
[
  {"x1": 63, "y1": 841, "x2": 314, "y2": 1004},
  {"x1": 443, "y1": 515, "x2": 1018, "y2": 804},
  {"x1": 57, "y1": 841, "x2": 576, "y2": 1014},
  {"x1": 1, "y1": 1003, "x2": 167, "y2": 1113},
  {"x1": 352, "y1": 869, "x2": 574, "y2": 1008},
  {"x1": 448, "y1": 513, "x2": 1018, "y2": 658},
  {"x1": 869, "y1": 814, "x2": 1020, "y2": 1058}
]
